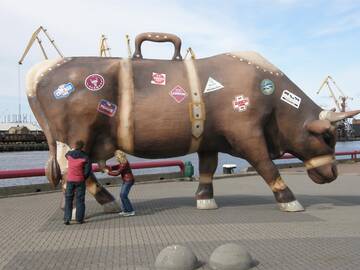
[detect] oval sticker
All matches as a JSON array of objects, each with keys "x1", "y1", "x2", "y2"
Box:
[
  {"x1": 260, "y1": 79, "x2": 275, "y2": 95},
  {"x1": 85, "y1": 74, "x2": 105, "y2": 91}
]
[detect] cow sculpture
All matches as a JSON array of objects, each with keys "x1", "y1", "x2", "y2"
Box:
[{"x1": 26, "y1": 32, "x2": 360, "y2": 213}]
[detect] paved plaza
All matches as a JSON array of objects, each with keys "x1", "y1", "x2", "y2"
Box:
[{"x1": 1, "y1": 165, "x2": 360, "y2": 269}]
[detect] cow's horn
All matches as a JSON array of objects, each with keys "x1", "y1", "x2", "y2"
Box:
[
  {"x1": 306, "y1": 120, "x2": 331, "y2": 134},
  {"x1": 319, "y1": 110, "x2": 360, "y2": 123}
]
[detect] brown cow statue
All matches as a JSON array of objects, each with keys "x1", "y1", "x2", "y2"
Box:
[{"x1": 26, "y1": 32, "x2": 360, "y2": 213}]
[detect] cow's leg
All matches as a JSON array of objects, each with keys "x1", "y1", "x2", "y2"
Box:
[
  {"x1": 270, "y1": 176, "x2": 304, "y2": 211},
  {"x1": 86, "y1": 173, "x2": 121, "y2": 213},
  {"x1": 231, "y1": 136, "x2": 304, "y2": 212},
  {"x1": 196, "y1": 151, "x2": 218, "y2": 210}
]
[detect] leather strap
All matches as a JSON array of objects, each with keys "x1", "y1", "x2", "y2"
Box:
[
  {"x1": 184, "y1": 59, "x2": 205, "y2": 152},
  {"x1": 118, "y1": 59, "x2": 135, "y2": 153},
  {"x1": 270, "y1": 176, "x2": 287, "y2": 192},
  {"x1": 304, "y1": 154, "x2": 335, "y2": 170}
]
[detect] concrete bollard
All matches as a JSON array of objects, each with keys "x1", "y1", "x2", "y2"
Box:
[
  {"x1": 209, "y1": 243, "x2": 255, "y2": 270},
  {"x1": 155, "y1": 245, "x2": 199, "y2": 270}
]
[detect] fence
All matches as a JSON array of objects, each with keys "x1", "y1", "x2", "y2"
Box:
[{"x1": 0, "y1": 160, "x2": 185, "y2": 180}]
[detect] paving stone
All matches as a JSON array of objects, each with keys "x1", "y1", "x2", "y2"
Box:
[{"x1": 1, "y1": 173, "x2": 360, "y2": 269}]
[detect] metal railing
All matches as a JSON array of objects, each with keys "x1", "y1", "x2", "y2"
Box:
[
  {"x1": 0, "y1": 160, "x2": 185, "y2": 180},
  {"x1": 0, "y1": 150, "x2": 359, "y2": 181},
  {"x1": 279, "y1": 151, "x2": 360, "y2": 160}
]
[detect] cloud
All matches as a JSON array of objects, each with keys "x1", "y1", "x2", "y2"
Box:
[
  {"x1": 0, "y1": 0, "x2": 359, "y2": 117},
  {"x1": 312, "y1": 2, "x2": 360, "y2": 37},
  {"x1": 314, "y1": 14, "x2": 360, "y2": 37},
  {"x1": 0, "y1": 0, "x2": 263, "y2": 119}
]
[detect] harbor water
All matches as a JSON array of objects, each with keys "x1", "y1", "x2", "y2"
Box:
[{"x1": 0, "y1": 141, "x2": 359, "y2": 187}]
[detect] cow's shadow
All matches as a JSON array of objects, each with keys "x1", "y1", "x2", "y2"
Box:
[
  {"x1": 86, "y1": 193, "x2": 360, "y2": 222},
  {"x1": 135, "y1": 194, "x2": 360, "y2": 214}
]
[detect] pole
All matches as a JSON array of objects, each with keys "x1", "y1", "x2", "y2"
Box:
[
  {"x1": 17, "y1": 65, "x2": 22, "y2": 123},
  {"x1": 125, "y1": 35, "x2": 132, "y2": 58}
]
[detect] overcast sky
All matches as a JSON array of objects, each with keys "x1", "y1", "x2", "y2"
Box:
[{"x1": 0, "y1": 0, "x2": 359, "y2": 120}]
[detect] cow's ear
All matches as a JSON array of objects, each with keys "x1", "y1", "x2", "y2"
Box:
[{"x1": 305, "y1": 120, "x2": 331, "y2": 134}]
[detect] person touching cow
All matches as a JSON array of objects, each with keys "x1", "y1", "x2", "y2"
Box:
[{"x1": 106, "y1": 150, "x2": 136, "y2": 217}]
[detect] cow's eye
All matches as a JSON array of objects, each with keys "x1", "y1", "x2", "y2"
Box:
[{"x1": 323, "y1": 132, "x2": 335, "y2": 148}]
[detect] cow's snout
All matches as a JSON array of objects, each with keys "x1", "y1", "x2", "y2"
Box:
[{"x1": 307, "y1": 163, "x2": 338, "y2": 184}]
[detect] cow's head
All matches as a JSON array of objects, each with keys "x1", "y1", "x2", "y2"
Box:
[
  {"x1": 301, "y1": 110, "x2": 360, "y2": 183},
  {"x1": 272, "y1": 105, "x2": 360, "y2": 184},
  {"x1": 266, "y1": 78, "x2": 360, "y2": 185}
]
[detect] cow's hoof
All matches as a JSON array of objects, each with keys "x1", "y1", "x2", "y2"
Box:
[
  {"x1": 278, "y1": 200, "x2": 305, "y2": 212},
  {"x1": 103, "y1": 200, "x2": 121, "y2": 213},
  {"x1": 197, "y1": 199, "x2": 218, "y2": 210}
]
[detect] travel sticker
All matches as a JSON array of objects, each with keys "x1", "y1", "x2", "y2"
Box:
[
  {"x1": 97, "y1": 99, "x2": 117, "y2": 117},
  {"x1": 169, "y1": 85, "x2": 188, "y2": 103},
  {"x1": 53, "y1": 82, "x2": 75, "y2": 99},
  {"x1": 204, "y1": 77, "x2": 224, "y2": 93},
  {"x1": 260, "y1": 79, "x2": 275, "y2": 95},
  {"x1": 232, "y1": 95, "x2": 250, "y2": 112},
  {"x1": 85, "y1": 74, "x2": 105, "y2": 91},
  {"x1": 280, "y1": 90, "x2": 301, "y2": 109},
  {"x1": 151, "y1": 72, "x2": 166, "y2": 85}
]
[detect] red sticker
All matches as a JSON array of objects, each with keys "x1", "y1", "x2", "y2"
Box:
[
  {"x1": 97, "y1": 99, "x2": 117, "y2": 117},
  {"x1": 169, "y1": 85, "x2": 188, "y2": 103},
  {"x1": 151, "y1": 72, "x2": 166, "y2": 85},
  {"x1": 232, "y1": 95, "x2": 249, "y2": 112},
  {"x1": 85, "y1": 74, "x2": 105, "y2": 91}
]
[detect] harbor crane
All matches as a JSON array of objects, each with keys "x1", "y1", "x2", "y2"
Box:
[
  {"x1": 317, "y1": 75, "x2": 353, "y2": 112},
  {"x1": 99, "y1": 34, "x2": 111, "y2": 57},
  {"x1": 317, "y1": 75, "x2": 354, "y2": 138},
  {"x1": 18, "y1": 26, "x2": 64, "y2": 65},
  {"x1": 17, "y1": 26, "x2": 63, "y2": 124}
]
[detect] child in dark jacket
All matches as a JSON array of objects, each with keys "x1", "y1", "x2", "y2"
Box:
[{"x1": 64, "y1": 140, "x2": 91, "y2": 225}]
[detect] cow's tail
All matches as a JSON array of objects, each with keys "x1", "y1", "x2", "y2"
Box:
[{"x1": 26, "y1": 59, "x2": 63, "y2": 187}]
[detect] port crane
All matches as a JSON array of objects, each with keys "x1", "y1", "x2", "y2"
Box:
[
  {"x1": 18, "y1": 26, "x2": 64, "y2": 65},
  {"x1": 100, "y1": 34, "x2": 133, "y2": 58},
  {"x1": 16, "y1": 26, "x2": 64, "y2": 124},
  {"x1": 317, "y1": 75, "x2": 354, "y2": 138},
  {"x1": 99, "y1": 34, "x2": 111, "y2": 57},
  {"x1": 317, "y1": 75, "x2": 353, "y2": 112}
]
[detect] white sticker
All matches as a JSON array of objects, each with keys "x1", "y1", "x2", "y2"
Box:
[
  {"x1": 204, "y1": 77, "x2": 224, "y2": 93},
  {"x1": 280, "y1": 90, "x2": 301, "y2": 109},
  {"x1": 151, "y1": 72, "x2": 166, "y2": 85},
  {"x1": 232, "y1": 95, "x2": 250, "y2": 112}
]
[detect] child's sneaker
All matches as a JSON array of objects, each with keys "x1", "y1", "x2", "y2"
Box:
[{"x1": 119, "y1": 211, "x2": 135, "y2": 217}]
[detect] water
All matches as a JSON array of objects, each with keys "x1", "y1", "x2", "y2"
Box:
[{"x1": 1, "y1": 141, "x2": 359, "y2": 187}]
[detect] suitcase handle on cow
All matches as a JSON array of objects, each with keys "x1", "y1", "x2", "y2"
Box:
[{"x1": 132, "y1": 32, "x2": 182, "y2": 61}]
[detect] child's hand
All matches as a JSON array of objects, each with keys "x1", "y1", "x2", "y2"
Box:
[{"x1": 102, "y1": 167, "x2": 110, "y2": 174}]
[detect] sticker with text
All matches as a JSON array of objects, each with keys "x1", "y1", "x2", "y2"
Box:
[
  {"x1": 204, "y1": 77, "x2": 224, "y2": 93},
  {"x1": 97, "y1": 99, "x2": 117, "y2": 117},
  {"x1": 232, "y1": 95, "x2": 250, "y2": 112},
  {"x1": 169, "y1": 85, "x2": 188, "y2": 103},
  {"x1": 151, "y1": 72, "x2": 166, "y2": 85},
  {"x1": 85, "y1": 74, "x2": 105, "y2": 91},
  {"x1": 53, "y1": 82, "x2": 75, "y2": 99},
  {"x1": 260, "y1": 79, "x2": 275, "y2": 95},
  {"x1": 280, "y1": 90, "x2": 301, "y2": 109}
]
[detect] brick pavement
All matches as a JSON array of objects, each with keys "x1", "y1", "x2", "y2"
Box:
[{"x1": 1, "y1": 169, "x2": 360, "y2": 269}]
